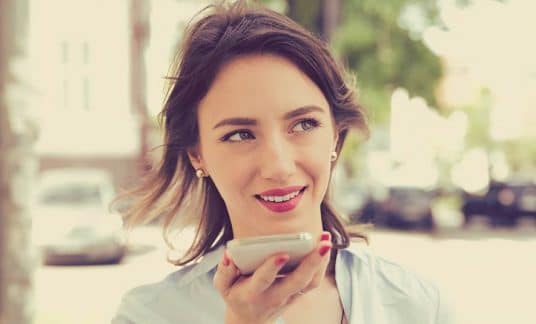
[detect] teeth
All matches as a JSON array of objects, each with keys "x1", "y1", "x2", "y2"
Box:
[{"x1": 260, "y1": 190, "x2": 301, "y2": 203}]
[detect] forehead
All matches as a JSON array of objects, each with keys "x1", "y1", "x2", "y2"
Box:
[{"x1": 197, "y1": 54, "x2": 329, "y2": 122}]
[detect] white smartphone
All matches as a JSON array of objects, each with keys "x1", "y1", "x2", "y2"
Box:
[{"x1": 226, "y1": 232, "x2": 314, "y2": 275}]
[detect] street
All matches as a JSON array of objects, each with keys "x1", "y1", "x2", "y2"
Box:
[{"x1": 34, "y1": 226, "x2": 536, "y2": 324}]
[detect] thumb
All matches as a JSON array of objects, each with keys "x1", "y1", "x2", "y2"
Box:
[{"x1": 213, "y1": 250, "x2": 240, "y2": 297}]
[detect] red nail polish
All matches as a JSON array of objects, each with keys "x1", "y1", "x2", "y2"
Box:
[
  {"x1": 223, "y1": 251, "x2": 230, "y2": 266},
  {"x1": 275, "y1": 255, "x2": 289, "y2": 266},
  {"x1": 319, "y1": 245, "x2": 331, "y2": 257},
  {"x1": 321, "y1": 232, "x2": 330, "y2": 241}
]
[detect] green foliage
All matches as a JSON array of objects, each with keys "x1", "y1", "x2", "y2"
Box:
[
  {"x1": 274, "y1": 1, "x2": 444, "y2": 126},
  {"x1": 286, "y1": 0, "x2": 322, "y2": 34},
  {"x1": 459, "y1": 88, "x2": 536, "y2": 175},
  {"x1": 461, "y1": 88, "x2": 493, "y2": 149},
  {"x1": 500, "y1": 139, "x2": 536, "y2": 172},
  {"x1": 332, "y1": 0, "x2": 443, "y2": 125}
]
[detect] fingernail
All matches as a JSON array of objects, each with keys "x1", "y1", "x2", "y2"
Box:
[
  {"x1": 319, "y1": 245, "x2": 331, "y2": 257},
  {"x1": 321, "y1": 232, "x2": 330, "y2": 241},
  {"x1": 275, "y1": 255, "x2": 289, "y2": 266},
  {"x1": 223, "y1": 251, "x2": 230, "y2": 267}
]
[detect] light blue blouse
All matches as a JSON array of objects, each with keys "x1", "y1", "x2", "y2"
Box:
[{"x1": 112, "y1": 242, "x2": 451, "y2": 323}]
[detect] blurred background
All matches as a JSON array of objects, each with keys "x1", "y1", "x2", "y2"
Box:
[{"x1": 0, "y1": 0, "x2": 535, "y2": 323}]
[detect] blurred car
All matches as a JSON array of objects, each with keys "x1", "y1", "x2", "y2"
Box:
[
  {"x1": 462, "y1": 180, "x2": 536, "y2": 227},
  {"x1": 333, "y1": 182, "x2": 371, "y2": 222},
  {"x1": 32, "y1": 168, "x2": 126, "y2": 265},
  {"x1": 359, "y1": 187, "x2": 436, "y2": 231}
]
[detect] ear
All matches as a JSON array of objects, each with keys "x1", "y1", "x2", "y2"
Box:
[
  {"x1": 187, "y1": 146, "x2": 204, "y2": 171},
  {"x1": 332, "y1": 132, "x2": 340, "y2": 152}
]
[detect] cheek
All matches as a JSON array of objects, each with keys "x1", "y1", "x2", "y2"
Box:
[
  {"x1": 296, "y1": 138, "x2": 333, "y2": 189},
  {"x1": 203, "y1": 148, "x2": 254, "y2": 200},
  {"x1": 309, "y1": 154, "x2": 332, "y2": 184}
]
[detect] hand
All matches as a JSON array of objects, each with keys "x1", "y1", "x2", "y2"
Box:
[{"x1": 213, "y1": 232, "x2": 333, "y2": 324}]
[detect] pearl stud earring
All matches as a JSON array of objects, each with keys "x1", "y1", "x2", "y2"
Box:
[{"x1": 330, "y1": 151, "x2": 338, "y2": 162}]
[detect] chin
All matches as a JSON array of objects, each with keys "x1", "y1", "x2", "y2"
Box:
[{"x1": 273, "y1": 218, "x2": 320, "y2": 235}]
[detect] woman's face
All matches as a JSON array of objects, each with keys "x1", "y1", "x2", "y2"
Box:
[{"x1": 190, "y1": 54, "x2": 338, "y2": 238}]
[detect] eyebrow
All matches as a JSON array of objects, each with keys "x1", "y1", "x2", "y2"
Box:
[{"x1": 212, "y1": 105, "x2": 325, "y2": 129}]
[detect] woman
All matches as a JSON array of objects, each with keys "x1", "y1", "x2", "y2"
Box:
[{"x1": 113, "y1": 1, "x2": 450, "y2": 323}]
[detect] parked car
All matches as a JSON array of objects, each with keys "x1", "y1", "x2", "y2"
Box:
[
  {"x1": 333, "y1": 183, "x2": 371, "y2": 222},
  {"x1": 356, "y1": 187, "x2": 436, "y2": 231},
  {"x1": 462, "y1": 180, "x2": 536, "y2": 227},
  {"x1": 32, "y1": 168, "x2": 126, "y2": 265}
]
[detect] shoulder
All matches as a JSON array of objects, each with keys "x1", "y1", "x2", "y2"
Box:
[
  {"x1": 119, "y1": 262, "x2": 202, "y2": 303},
  {"x1": 342, "y1": 242, "x2": 452, "y2": 323},
  {"x1": 112, "y1": 262, "x2": 222, "y2": 324},
  {"x1": 345, "y1": 241, "x2": 438, "y2": 293}
]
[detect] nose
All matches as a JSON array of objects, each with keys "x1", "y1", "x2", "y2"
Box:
[{"x1": 258, "y1": 136, "x2": 296, "y2": 182}]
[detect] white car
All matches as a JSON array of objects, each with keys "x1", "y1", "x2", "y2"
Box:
[{"x1": 32, "y1": 168, "x2": 126, "y2": 265}]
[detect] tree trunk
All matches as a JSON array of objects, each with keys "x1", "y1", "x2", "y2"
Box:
[
  {"x1": 320, "y1": 0, "x2": 341, "y2": 42},
  {"x1": 286, "y1": 0, "x2": 322, "y2": 36},
  {"x1": 130, "y1": 0, "x2": 151, "y2": 172},
  {"x1": 286, "y1": 0, "x2": 340, "y2": 42},
  {"x1": 0, "y1": 0, "x2": 37, "y2": 323}
]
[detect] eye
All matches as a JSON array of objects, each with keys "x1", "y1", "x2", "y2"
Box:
[
  {"x1": 291, "y1": 118, "x2": 320, "y2": 133},
  {"x1": 221, "y1": 130, "x2": 255, "y2": 142}
]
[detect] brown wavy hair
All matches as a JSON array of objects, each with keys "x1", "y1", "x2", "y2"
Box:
[{"x1": 115, "y1": 0, "x2": 370, "y2": 266}]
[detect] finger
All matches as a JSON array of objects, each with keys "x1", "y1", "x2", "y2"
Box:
[
  {"x1": 247, "y1": 253, "x2": 290, "y2": 294},
  {"x1": 270, "y1": 238, "x2": 333, "y2": 299},
  {"x1": 213, "y1": 250, "x2": 240, "y2": 296},
  {"x1": 302, "y1": 232, "x2": 332, "y2": 293},
  {"x1": 283, "y1": 290, "x2": 304, "y2": 307}
]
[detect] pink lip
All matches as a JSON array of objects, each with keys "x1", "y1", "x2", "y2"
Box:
[
  {"x1": 258, "y1": 186, "x2": 305, "y2": 196},
  {"x1": 256, "y1": 186, "x2": 306, "y2": 213}
]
